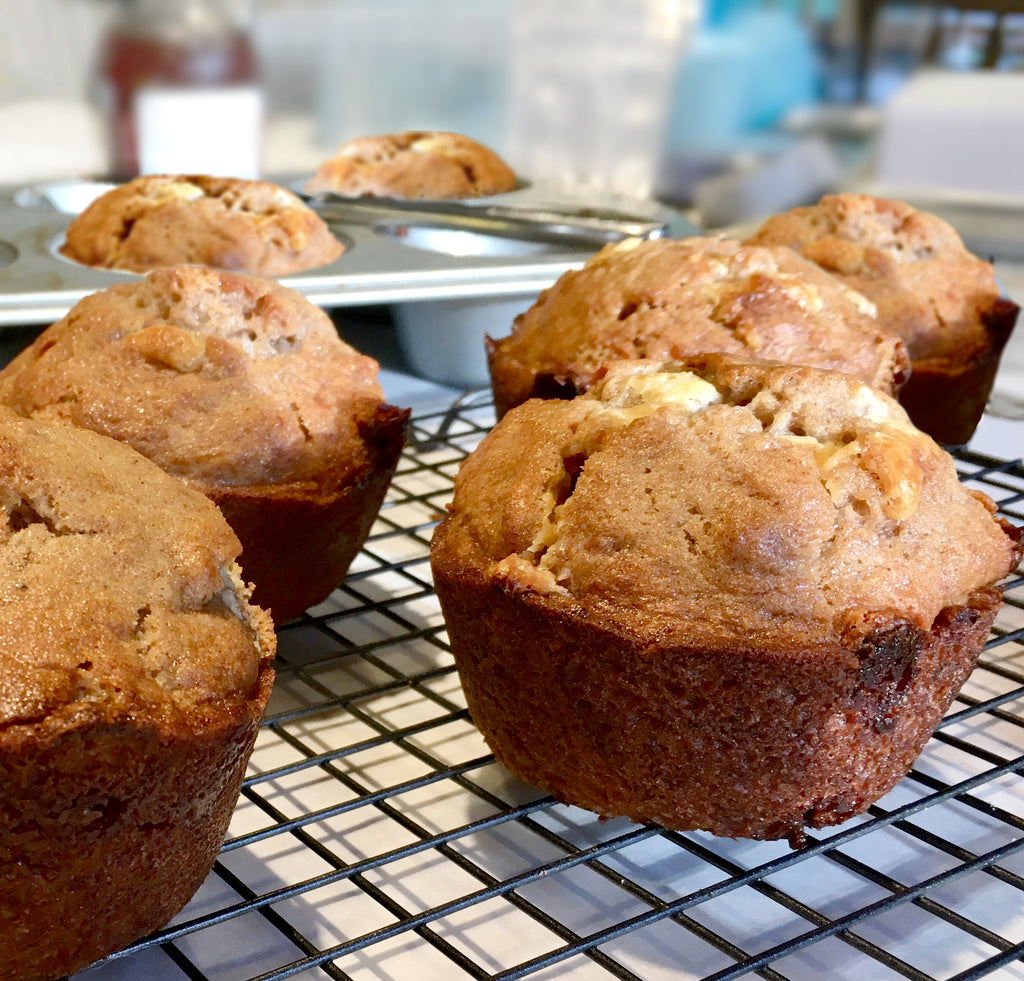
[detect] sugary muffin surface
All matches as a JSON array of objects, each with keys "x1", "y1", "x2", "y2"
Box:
[
  {"x1": 743, "y1": 193, "x2": 1011, "y2": 360},
  {"x1": 0, "y1": 266, "x2": 384, "y2": 488},
  {"x1": 61, "y1": 174, "x2": 345, "y2": 276},
  {"x1": 304, "y1": 130, "x2": 518, "y2": 199},
  {"x1": 432, "y1": 356, "x2": 1021, "y2": 840},
  {"x1": 487, "y1": 236, "x2": 910, "y2": 416},
  {"x1": 0, "y1": 406, "x2": 274, "y2": 725},
  {"x1": 444, "y1": 356, "x2": 1017, "y2": 642}
]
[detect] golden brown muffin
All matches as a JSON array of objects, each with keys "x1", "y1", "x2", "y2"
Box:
[
  {"x1": 61, "y1": 174, "x2": 345, "y2": 276},
  {"x1": 0, "y1": 406, "x2": 275, "y2": 981},
  {"x1": 431, "y1": 356, "x2": 1022, "y2": 843},
  {"x1": 304, "y1": 130, "x2": 518, "y2": 199},
  {"x1": 0, "y1": 265, "x2": 409, "y2": 623},
  {"x1": 486, "y1": 236, "x2": 911, "y2": 418},
  {"x1": 744, "y1": 193, "x2": 1020, "y2": 445}
]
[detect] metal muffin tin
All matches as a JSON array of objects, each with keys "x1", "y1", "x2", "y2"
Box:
[{"x1": 0, "y1": 178, "x2": 698, "y2": 328}]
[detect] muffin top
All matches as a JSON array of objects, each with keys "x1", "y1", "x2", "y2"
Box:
[
  {"x1": 487, "y1": 236, "x2": 911, "y2": 415},
  {"x1": 304, "y1": 130, "x2": 518, "y2": 199},
  {"x1": 435, "y1": 356, "x2": 1020, "y2": 647},
  {"x1": 0, "y1": 266, "x2": 386, "y2": 487},
  {"x1": 743, "y1": 193, "x2": 1015, "y2": 361},
  {"x1": 61, "y1": 174, "x2": 345, "y2": 276},
  {"x1": 0, "y1": 406, "x2": 275, "y2": 734}
]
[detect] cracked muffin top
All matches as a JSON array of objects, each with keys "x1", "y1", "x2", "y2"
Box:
[
  {"x1": 486, "y1": 236, "x2": 911, "y2": 417},
  {"x1": 0, "y1": 265, "x2": 385, "y2": 488},
  {"x1": 0, "y1": 405, "x2": 275, "y2": 728},
  {"x1": 61, "y1": 174, "x2": 345, "y2": 276},
  {"x1": 743, "y1": 193, "x2": 1016, "y2": 361},
  {"x1": 435, "y1": 356, "x2": 1021, "y2": 647},
  {"x1": 304, "y1": 130, "x2": 518, "y2": 199}
]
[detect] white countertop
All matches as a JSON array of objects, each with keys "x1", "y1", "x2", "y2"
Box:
[{"x1": 972, "y1": 261, "x2": 1024, "y2": 459}]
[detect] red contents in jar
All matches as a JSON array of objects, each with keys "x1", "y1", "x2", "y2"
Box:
[{"x1": 98, "y1": 28, "x2": 258, "y2": 178}]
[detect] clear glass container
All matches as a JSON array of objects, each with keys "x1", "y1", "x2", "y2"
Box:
[{"x1": 505, "y1": 0, "x2": 701, "y2": 200}]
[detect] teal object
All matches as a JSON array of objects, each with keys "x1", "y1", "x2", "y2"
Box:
[
  {"x1": 732, "y1": 7, "x2": 821, "y2": 130},
  {"x1": 663, "y1": 4, "x2": 821, "y2": 155},
  {"x1": 707, "y1": 0, "x2": 838, "y2": 25}
]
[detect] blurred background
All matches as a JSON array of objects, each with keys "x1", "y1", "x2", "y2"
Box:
[{"x1": 2, "y1": 0, "x2": 1023, "y2": 227}]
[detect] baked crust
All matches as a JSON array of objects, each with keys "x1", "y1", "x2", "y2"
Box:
[
  {"x1": 204, "y1": 402, "x2": 410, "y2": 621},
  {"x1": 434, "y1": 565, "x2": 1003, "y2": 842},
  {"x1": 486, "y1": 236, "x2": 911, "y2": 419},
  {"x1": 431, "y1": 356, "x2": 1022, "y2": 841},
  {"x1": 0, "y1": 266, "x2": 407, "y2": 622},
  {"x1": 61, "y1": 174, "x2": 345, "y2": 276},
  {"x1": 744, "y1": 193, "x2": 1020, "y2": 444},
  {"x1": 0, "y1": 408, "x2": 276, "y2": 980},
  {"x1": 304, "y1": 130, "x2": 518, "y2": 199}
]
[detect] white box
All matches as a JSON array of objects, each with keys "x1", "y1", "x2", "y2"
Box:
[
  {"x1": 875, "y1": 70, "x2": 1024, "y2": 199},
  {"x1": 135, "y1": 85, "x2": 264, "y2": 179}
]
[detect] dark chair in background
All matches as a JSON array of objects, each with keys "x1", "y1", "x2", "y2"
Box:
[{"x1": 855, "y1": 0, "x2": 1024, "y2": 100}]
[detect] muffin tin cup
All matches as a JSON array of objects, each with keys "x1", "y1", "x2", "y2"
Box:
[{"x1": 0, "y1": 178, "x2": 689, "y2": 326}]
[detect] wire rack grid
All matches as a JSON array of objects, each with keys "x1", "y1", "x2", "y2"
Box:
[{"x1": 77, "y1": 394, "x2": 1024, "y2": 981}]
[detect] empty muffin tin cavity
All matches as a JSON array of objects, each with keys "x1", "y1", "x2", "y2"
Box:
[
  {"x1": 378, "y1": 222, "x2": 552, "y2": 258},
  {"x1": 14, "y1": 181, "x2": 117, "y2": 215}
]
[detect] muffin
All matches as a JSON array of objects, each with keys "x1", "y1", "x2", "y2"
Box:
[
  {"x1": 486, "y1": 236, "x2": 911, "y2": 418},
  {"x1": 0, "y1": 265, "x2": 409, "y2": 623},
  {"x1": 431, "y1": 355, "x2": 1022, "y2": 843},
  {"x1": 61, "y1": 174, "x2": 345, "y2": 276},
  {"x1": 304, "y1": 130, "x2": 518, "y2": 199},
  {"x1": 0, "y1": 406, "x2": 276, "y2": 981},
  {"x1": 744, "y1": 193, "x2": 1020, "y2": 444}
]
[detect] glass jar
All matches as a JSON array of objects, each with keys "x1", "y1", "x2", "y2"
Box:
[
  {"x1": 505, "y1": 0, "x2": 700, "y2": 200},
  {"x1": 95, "y1": 0, "x2": 263, "y2": 179}
]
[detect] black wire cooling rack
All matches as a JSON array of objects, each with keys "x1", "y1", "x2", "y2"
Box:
[{"x1": 77, "y1": 394, "x2": 1024, "y2": 981}]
